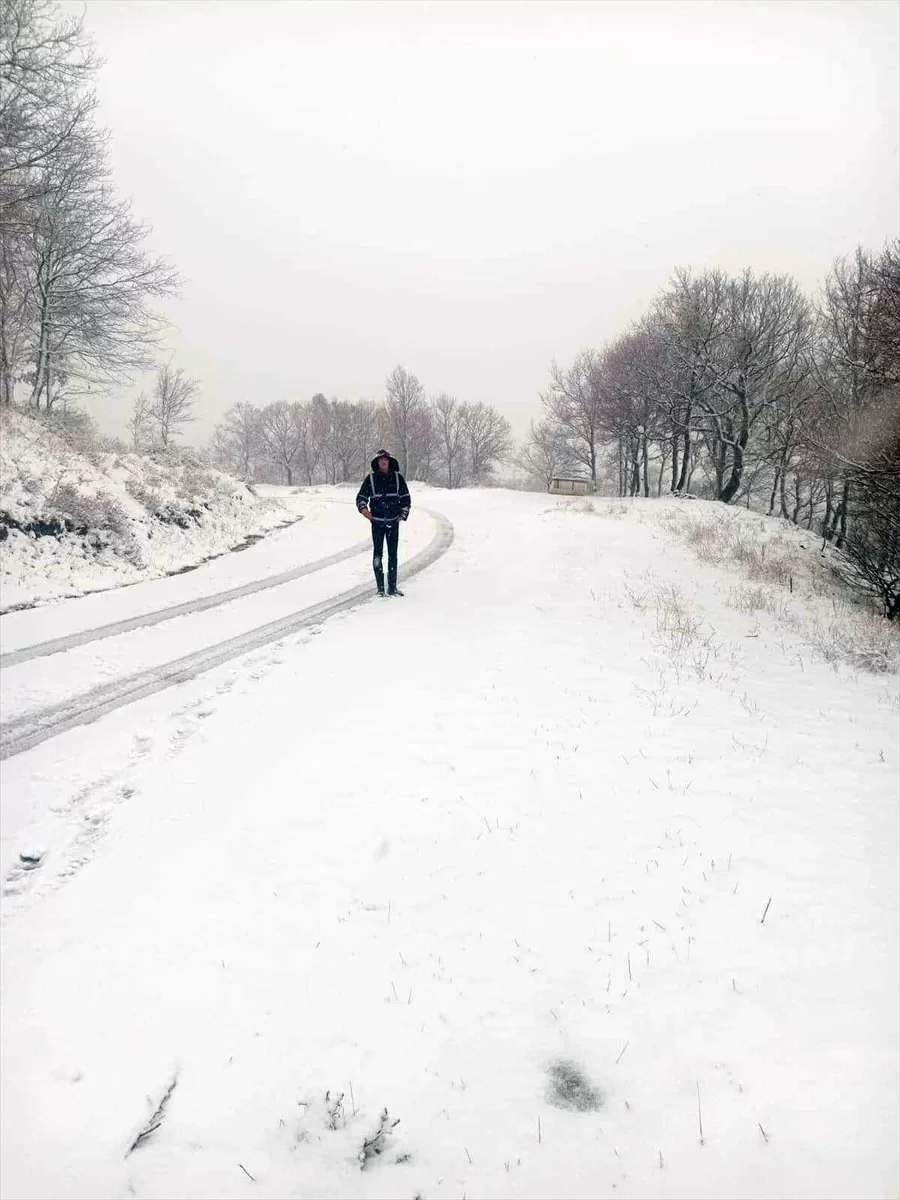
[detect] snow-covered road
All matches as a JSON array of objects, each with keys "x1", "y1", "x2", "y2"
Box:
[
  {"x1": 0, "y1": 505, "x2": 450, "y2": 758},
  {"x1": 1, "y1": 490, "x2": 897, "y2": 1200}
]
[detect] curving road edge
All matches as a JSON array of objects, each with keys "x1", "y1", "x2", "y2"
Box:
[{"x1": 0, "y1": 510, "x2": 453, "y2": 762}]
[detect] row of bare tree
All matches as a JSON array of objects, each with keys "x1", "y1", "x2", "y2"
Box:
[
  {"x1": 523, "y1": 245, "x2": 900, "y2": 617},
  {"x1": 207, "y1": 365, "x2": 513, "y2": 488},
  {"x1": 1, "y1": 0, "x2": 175, "y2": 411}
]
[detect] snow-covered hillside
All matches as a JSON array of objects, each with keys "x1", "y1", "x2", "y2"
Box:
[
  {"x1": 0, "y1": 489, "x2": 897, "y2": 1200},
  {"x1": 0, "y1": 408, "x2": 296, "y2": 611}
]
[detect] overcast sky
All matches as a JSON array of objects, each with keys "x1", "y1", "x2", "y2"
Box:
[{"x1": 73, "y1": 0, "x2": 899, "y2": 443}]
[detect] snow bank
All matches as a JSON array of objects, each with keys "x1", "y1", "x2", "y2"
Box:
[{"x1": 0, "y1": 408, "x2": 294, "y2": 611}]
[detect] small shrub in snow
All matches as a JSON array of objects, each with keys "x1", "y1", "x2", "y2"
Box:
[
  {"x1": 325, "y1": 1090, "x2": 345, "y2": 1130},
  {"x1": 123, "y1": 475, "x2": 164, "y2": 512},
  {"x1": 653, "y1": 583, "x2": 703, "y2": 654},
  {"x1": 48, "y1": 482, "x2": 130, "y2": 538},
  {"x1": 728, "y1": 585, "x2": 784, "y2": 616},
  {"x1": 793, "y1": 606, "x2": 899, "y2": 674},
  {"x1": 358, "y1": 1108, "x2": 400, "y2": 1169}
]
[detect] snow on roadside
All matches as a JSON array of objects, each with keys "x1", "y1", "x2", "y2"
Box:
[
  {"x1": 1, "y1": 491, "x2": 897, "y2": 1200},
  {"x1": 0, "y1": 408, "x2": 301, "y2": 611},
  {"x1": 0, "y1": 488, "x2": 366, "y2": 657}
]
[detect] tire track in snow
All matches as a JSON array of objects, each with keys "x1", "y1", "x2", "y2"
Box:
[
  {"x1": 0, "y1": 538, "x2": 371, "y2": 670},
  {"x1": 0, "y1": 510, "x2": 453, "y2": 761}
]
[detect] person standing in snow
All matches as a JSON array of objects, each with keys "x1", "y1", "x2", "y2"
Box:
[{"x1": 356, "y1": 450, "x2": 411, "y2": 597}]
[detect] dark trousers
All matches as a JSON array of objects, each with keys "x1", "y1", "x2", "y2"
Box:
[{"x1": 371, "y1": 519, "x2": 400, "y2": 592}]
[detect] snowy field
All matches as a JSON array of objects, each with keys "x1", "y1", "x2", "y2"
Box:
[{"x1": 0, "y1": 489, "x2": 897, "y2": 1200}]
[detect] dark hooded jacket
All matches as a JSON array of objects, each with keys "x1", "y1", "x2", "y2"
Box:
[{"x1": 356, "y1": 454, "x2": 411, "y2": 523}]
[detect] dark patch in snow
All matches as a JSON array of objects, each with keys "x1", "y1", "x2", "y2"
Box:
[
  {"x1": 0, "y1": 509, "x2": 80, "y2": 539},
  {"x1": 546, "y1": 1059, "x2": 604, "y2": 1112}
]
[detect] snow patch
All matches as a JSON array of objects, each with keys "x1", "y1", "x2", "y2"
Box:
[{"x1": 0, "y1": 408, "x2": 295, "y2": 610}]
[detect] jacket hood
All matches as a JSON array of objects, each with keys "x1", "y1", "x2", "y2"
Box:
[{"x1": 371, "y1": 451, "x2": 400, "y2": 472}]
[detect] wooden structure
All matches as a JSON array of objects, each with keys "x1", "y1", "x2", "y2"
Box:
[{"x1": 548, "y1": 476, "x2": 594, "y2": 497}]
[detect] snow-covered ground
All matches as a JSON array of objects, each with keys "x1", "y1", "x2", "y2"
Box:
[
  {"x1": 1, "y1": 490, "x2": 897, "y2": 1200},
  {"x1": 0, "y1": 409, "x2": 307, "y2": 611}
]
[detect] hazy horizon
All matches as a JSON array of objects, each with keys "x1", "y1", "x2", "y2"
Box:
[{"x1": 69, "y1": 0, "x2": 899, "y2": 446}]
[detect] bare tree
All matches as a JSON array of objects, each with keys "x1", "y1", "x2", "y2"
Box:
[
  {"x1": 25, "y1": 158, "x2": 176, "y2": 409},
  {"x1": 647, "y1": 270, "x2": 727, "y2": 493},
  {"x1": 519, "y1": 418, "x2": 573, "y2": 488},
  {"x1": 0, "y1": 0, "x2": 99, "y2": 212},
  {"x1": 0, "y1": 226, "x2": 29, "y2": 404},
  {"x1": 149, "y1": 362, "x2": 198, "y2": 448},
  {"x1": 1, "y1": 0, "x2": 176, "y2": 410},
  {"x1": 383, "y1": 364, "x2": 426, "y2": 475},
  {"x1": 259, "y1": 400, "x2": 307, "y2": 485},
  {"x1": 2, "y1": 0, "x2": 99, "y2": 405},
  {"x1": 210, "y1": 401, "x2": 261, "y2": 480},
  {"x1": 433, "y1": 393, "x2": 464, "y2": 487},
  {"x1": 541, "y1": 350, "x2": 603, "y2": 485},
  {"x1": 129, "y1": 391, "x2": 153, "y2": 450},
  {"x1": 460, "y1": 400, "x2": 512, "y2": 483},
  {"x1": 807, "y1": 242, "x2": 900, "y2": 615},
  {"x1": 342, "y1": 400, "x2": 377, "y2": 481}
]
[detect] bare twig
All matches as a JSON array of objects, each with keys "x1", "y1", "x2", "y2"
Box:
[
  {"x1": 758, "y1": 1121, "x2": 769, "y2": 1143},
  {"x1": 126, "y1": 1074, "x2": 178, "y2": 1157},
  {"x1": 696, "y1": 1081, "x2": 705, "y2": 1145},
  {"x1": 615, "y1": 1041, "x2": 630, "y2": 1065},
  {"x1": 238, "y1": 1163, "x2": 256, "y2": 1181},
  {"x1": 760, "y1": 897, "x2": 772, "y2": 925}
]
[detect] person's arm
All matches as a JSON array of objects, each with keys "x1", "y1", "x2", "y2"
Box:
[
  {"x1": 398, "y1": 473, "x2": 411, "y2": 520},
  {"x1": 356, "y1": 475, "x2": 372, "y2": 519}
]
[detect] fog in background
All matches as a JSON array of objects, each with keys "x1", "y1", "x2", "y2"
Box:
[{"x1": 71, "y1": 0, "x2": 899, "y2": 445}]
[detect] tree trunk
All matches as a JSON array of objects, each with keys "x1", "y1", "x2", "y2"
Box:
[
  {"x1": 719, "y1": 396, "x2": 750, "y2": 505},
  {"x1": 835, "y1": 480, "x2": 850, "y2": 549},
  {"x1": 779, "y1": 465, "x2": 789, "y2": 518},
  {"x1": 676, "y1": 427, "x2": 691, "y2": 492},
  {"x1": 712, "y1": 440, "x2": 725, "y2": 498},
  {"x1": 822, "y1": 480, "x2": 834, "y2": 540},
  {"x1": 628, "y1": 441, "x2": 639, "y2": 496},
  {"x1": 791, "y1": 476, "x2": 803, "y2": 524},
  {"x1": 768, "y1": 467, "x2": 780, "y2": 515},
  {"x1": 30, "y1": 296, "x2": 50, "y2": 409}
]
